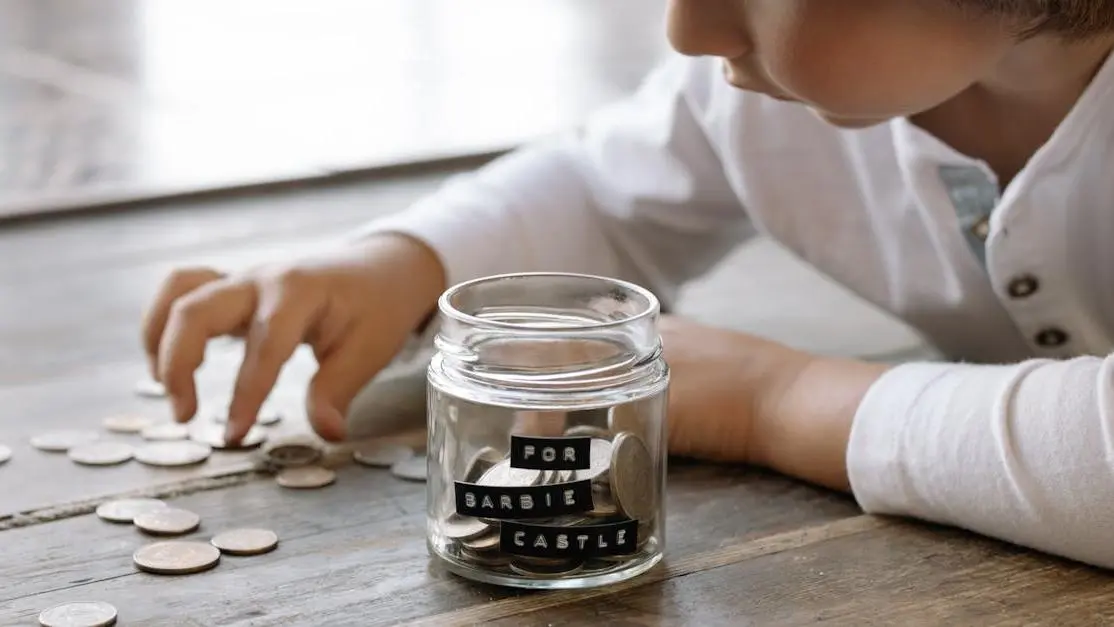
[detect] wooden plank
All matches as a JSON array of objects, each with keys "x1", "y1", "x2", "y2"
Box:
[
  {"x1": 458, "y1": 522, "x2": 1114, "y2": 626},
  {"x1": 0, "y1": 464, "x2": 861, "y2": 624}
]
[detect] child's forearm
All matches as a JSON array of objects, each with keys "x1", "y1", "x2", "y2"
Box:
[{"x1": 749, "y1": 356, "x2": 892, "y2": 492}]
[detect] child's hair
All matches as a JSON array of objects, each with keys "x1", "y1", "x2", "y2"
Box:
[{"x1": 956, "y1": 0, "x2": 1114, "y2": 37}]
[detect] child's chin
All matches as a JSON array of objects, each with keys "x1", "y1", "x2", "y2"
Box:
[{"x1": 811, "y1": 108, "x2": 892, "y2": 130}]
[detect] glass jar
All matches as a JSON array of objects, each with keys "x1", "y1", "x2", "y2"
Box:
[{"x1": 426, "y1": 272, "x2": 669, "y2": 589}]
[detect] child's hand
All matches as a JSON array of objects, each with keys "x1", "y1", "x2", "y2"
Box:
[
  {"x1": 660, "y1": 315, "x2": 812, "y2": 463},
  {"x1": 140, "y1": 234, "x2": 446, "y2": 443}
]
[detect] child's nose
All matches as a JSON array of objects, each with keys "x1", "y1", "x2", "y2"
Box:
[{"x1": 666, "y1": 0, "x2": 751, "y2": 59}]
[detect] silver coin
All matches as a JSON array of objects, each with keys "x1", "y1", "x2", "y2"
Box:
[
  {"x1": 134, "y1": 441, "x2": 212, "y2": 467},
  {"x1": 133, "y1": 377, "x2": 167, "y2": 399},
  {"x1": 460, "y1": 530, "x2": 501, "y2": 552},
  {"x1": 265, "y1": 443, "x2": 322, "y2": 468},
  {"x1": 352, "y1": 442, "x2": 413, "y2": 468},
  {"x1": 509, "y1": 559, "x2": 584, "y2": 578},
  {"x1": 462, "y1": 446, "x2": 503, "y2": 483},
  {"x1": 276, "y1": 465, "x2": 336, "y2": 489},
  {"x1": 210, "y1": 528, "x2": 279, "y2": 555},
  {"x1": 68, "y1": 442, "x2": 134, "y2": 466},
  {"x1": 30, "y1": 430, "x2": 100, "y2": 452},
  {"x1": 562, "y1": 425, "x2": 613, "y2": 439},
  {"x1": 610, "y1": 432, "x2": 655, "y2": 523},
  {"x1": 477, "y1": 460, "x2": 541, "y2": 488},
  {"x1": 134, "y1": 508, "x2": 202, "y2": 536},
  {"x1": 102, "y1": 414, "x2": 152, "y2": 434},
  {"x1": 210, "y1": 409, "x2": 282, "y2": 427},
  {"x1": 443, "y1": 514, "x2": 490, "y2": 540},
  {"x1": 189, "y1": 424, "x2": 267, "y2": 450},
  {"x1": 459, "y1": 547, "x2": 511, "y2": 567},
  {"x1": 390, "y1": 454, "x2": 427, "y2": 482},
  {"x1": 140, "y1": 423, "x2": 189, "y2": 441},
  {"x1": 37, "y1": 601, "x2": 118, "y2": 627},
  {"x1": 572, "y1": 438, "x2": 613, "y2": 483},
  {"x1": 587, "y1": 485, "x2": 620, "y2": 517},
  {"x1": 133, "y1": 540, "x2": 221, "y2": 575},
  {"x1": 95, "y1": 498, "x2": 168, "y2": 523},
  {"x1": 0, "y1": 444, "x2": 11, "y2": 465}
]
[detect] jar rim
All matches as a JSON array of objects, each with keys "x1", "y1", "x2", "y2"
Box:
[{"x1": 437, "y1": 272, "x2": 660, "y2": 333}]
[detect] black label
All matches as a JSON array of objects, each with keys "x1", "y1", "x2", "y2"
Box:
[
  {"x1": 454, "y1": 479, "x2": 594, "y2": 519},
  {"x1": 509, "y1": 435, "x2": 591, "y2": 470},
  {"x1": 500, "y1": 519, "x2": 639, "y2": 558}
]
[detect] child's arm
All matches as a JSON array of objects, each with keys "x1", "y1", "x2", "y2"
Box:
[{"x1": 357, "y1": 56, "x2": 753, "y2": 312}]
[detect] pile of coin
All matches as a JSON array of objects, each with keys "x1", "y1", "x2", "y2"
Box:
[{"x1": 440, "y1": 420, "x2": 658, "y2": 580}]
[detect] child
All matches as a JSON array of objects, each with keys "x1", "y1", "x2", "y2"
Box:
[{"x1": 142, "y1": 1, "x2": 1114, "y2": 570}]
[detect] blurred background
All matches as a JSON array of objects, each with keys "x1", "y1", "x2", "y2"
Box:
[{"x1": 0, "y1": 0, "x2": 670, "y2": 218}]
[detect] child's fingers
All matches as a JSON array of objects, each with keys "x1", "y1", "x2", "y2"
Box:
[
  {"x1": 141, "y1": 267, "x2": 225, "y2": 380},
  {"x1": 158, "y1": 278, "x2": 258, "y2": 423},
  {"x1": 225, "y1": 294, "x2": 320, "y2": 443},
  {"x1": 307, "y1": 337, "x2": 394, "y2": 442}
]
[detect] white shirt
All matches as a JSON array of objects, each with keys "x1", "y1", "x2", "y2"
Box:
[{"x1": 362, "y1": 52, "x2": 1114, "y2": 569}]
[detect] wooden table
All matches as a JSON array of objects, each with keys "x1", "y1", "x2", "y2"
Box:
[{"x1": 2, "y1": 168, "x2": 1112, "y2": 626}]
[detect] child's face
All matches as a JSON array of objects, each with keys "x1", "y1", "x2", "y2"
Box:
[{"x1": 667, "y1": 0, "x2": 1018, "y2": 127}]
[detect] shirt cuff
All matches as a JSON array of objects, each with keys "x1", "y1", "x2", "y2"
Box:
[{"x1": 846, "y1": 360, "x2": 1009, "y2": 521}]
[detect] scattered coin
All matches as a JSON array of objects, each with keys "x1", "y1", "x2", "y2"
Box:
[
  {"x1": 140, "y1": 423, "x2": 190, "y2": 441},
  {"x1": 210, "y1": 528, "x2": 279, "y2": 556},
  {"x1": 134, "y1": 508, "x2": 201, "y2": 536},
  {"x1": 68, "y1": 441, "x2": 135, "y2": 466},
  {"x1": 352, "y1": 442, "x2": 414, "y2": 468},
  {"x1": 610, "y1": 432, "x2": 654, "y2": 523},
  {"x1": 133, "y1": 377, "x2": 167, "y2": 399},
  {"x1": 263, "y1": 438, "x2": 323, "y2": 468},
  {"x1": 211, "y1": 409, "x2": 282, "y2": 427},
  {"x1": 30, "y1": 430, "x2": 100, "y2": 452},
  {"x1": 133, "y1": 540, "x2": 221, "y2": 575},
  {"x1": 189, "y1": 424, "x2": 267, "y2": 450},
  {"x1": 462, "y1": 446, "x2": 503, "y2": 483},
  {"x1": 102, "y1": 414, "x2": 152, "y2": 434},
  {"x1": 0, "y1": 444, "x2": 10, "y2": 465},
  {"x1": 477, "y1": 460, "x2": 541, "y2": 488},
  {"x1": 509, "y1": 559, "x2": 585, "y2": 578},
  {"x1": 390, "y1": 454, "x2": 427, "y2": 482},
  {"x1": 95, "y1": 498, "x2": 168, "y2": 524},
  {"x1": 134, "y1": 441, "x2": 212, "y2": 467},
  {"x1": 276, "y1": 465, "x2": 336, "y2": 489},
  {"x1": 443, "y1": 514, "x2": 490, "y2": 540},
  {"x1": 37, "y1": 601, "x2": 118, "y2": 627}
]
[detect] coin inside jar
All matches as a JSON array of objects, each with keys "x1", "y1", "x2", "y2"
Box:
[
  {"x1": 37, "y1": 601, "x2": 118, "y2": 627},
  {"x1": 477, "y1": 460, "x2": 542, "y2": 488},
  {"x1": 133, "y1": 508, "x2": 201, "y2": 536},
  {"x1": 443, "y1": 514, "x2": 490, "y2": 540},
  {"x1": 574, "y1": 438, "x2": 613, "y2": 483},
  {"x1": 210, "y1": 528, "x2": 279, "y2": 555},
  {"x1": 460, "y1": 530, "x2": 501, "y2": 551},
  {"x1": 509, "y1": 559, "x2": 585, "y2": 578},
  {"x1": 462, "y1": 446, "x2": 503, "y2": 483},
  {"x1": 609, "y1": 433, "x2": 655, "y2": 523}
]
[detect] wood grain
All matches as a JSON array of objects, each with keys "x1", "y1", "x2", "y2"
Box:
[{"x1": 0, "y1": 464, "x2": 860, "y2": 625}]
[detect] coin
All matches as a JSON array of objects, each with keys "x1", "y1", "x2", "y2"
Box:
[
  {"x1": 189, "y1": 424, "x2": 267, "y2": 450},
  {"x1": 134, "y1": 441, "x2": 212, "y2": 467},
  {"x1": 390, "y1": 454, "x2": 427, "y2": 482},
  {"x1": 264, "y1": 442, "x2": 322, "y2": 468},
  {"x1": 95, "y1": 498, "x2": 168, "y2": 523},
  {"x1": 562, "y1": 425, "x2": 612, "y2": 439},
  {"x1": 133, "y1": 377, "x2": 167, "y2": 399},
  {"x1": 509, "y1": 559, "x2": 585, "y2": 578},
  {"x1": 443, "y1": 514, "x2": 490, "y2": 540},
  {"x1": 102, "y1": 414, "x2": 152, "y2": 434},
  {"x1": 587, "y1": 484, "x2": 619, "y2": 517},
  {"x1": 462, "y1": 446, "x2": 503, "y2": 483},
  {"x1": 30, "y1": 430, "x2": 100, "y2": 452},
  {"x1": 460, "y1": 547, "x2": 511, "y2": 567},
  {"x1": 276, "y1": 465, "x2": 336, "y2": 489},
  {"x1": 352, "y1": 442, "x2": 413, "y2": 468},
  {"x1": 460, "y1": 530, "x2": 501, "y2": 552},
  {"x1": 133, "y1": 540, "x2": 221, "y2": 575},
  {"x1": 610, "y1": 433, "x2": 654, "y2": 522},
  {"x1": 68, "y1": 441, "x2": 134, "y2": 466},
  {"x1": 477, "y1": 460, "x2": 541, "y2": 488},
  {"x1": 140, "y1": 423, "x2": 189, "y2": 441},
  {"x1": 134, "y1": 508, "x2": 202, "y2": 536},
  {"x1": 210, "y1": 409, "x2": 282, "y2": 427},
  {"x1": 37, "y1": 601, "x2": 118, "y2": 627},
  {"x1": 210, "y1": 528, "x2": 279, "y2": 555},
  {"x1": 0, "y1": 444, "x2": 10, "y2": 465},
  {"x1": 574, "y1": 438, "x2": 613, "y2": 483}
]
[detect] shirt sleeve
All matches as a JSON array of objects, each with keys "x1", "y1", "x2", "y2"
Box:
[
  {"x1": 847, "y1": 356, "x2": 1114, "y2": 569},
  {"x1": 354, "y1": 55, "x2": 753, "y2": 310}
]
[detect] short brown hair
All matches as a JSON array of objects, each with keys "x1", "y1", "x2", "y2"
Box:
[{"x1": 955, "y1": 0, "x2": 1114, "y2": 37}]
